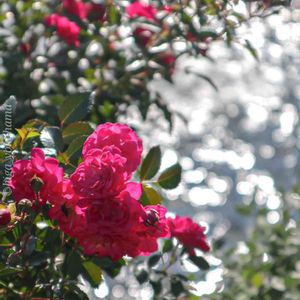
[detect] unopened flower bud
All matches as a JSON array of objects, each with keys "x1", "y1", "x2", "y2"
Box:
[
  {"x1": 144, "y1": 209, "x2": 159, "y2": 226},
  {"x1": 0, "y1": 208, "x2": 11, "y2": 226},
  {"x1": 18, "y1": 199, "x2": 33, "y2": 208},
  {"x1": 30, "y1": 176, "x2": 44, "y2": 193}
]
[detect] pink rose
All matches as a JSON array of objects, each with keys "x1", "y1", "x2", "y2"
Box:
[
  {"x1": 82, "y1": 123, "x2": 143, "y2": 175},
  {"x1": 63, "y1": 0, "x2": 89, "y2": 20},
  {"x1": 45, "y1": 14, "x2": 80, "y2": 47},
  {"x1": 70, "y1": 146, "x2": 129, "y2": 199},
  {"x1": 126, "y1": 1, "x2": 157, "y2": 21},
  {"x1": 49, "y1": 180, "x2": 85, "y2": 238},
  {"x1": 133, "y1": 27, "x2": 154, "y2": 47},
  {"x1": 76, "y1": 186, "x2": 145, "y2": 261},
  {"x1": 86, "y1": 3, "x2": 106, "y2": 22},
  {"x1": 158, "y1": 53, "x2": 176, "y2": 75},
  {"x1": 167, "y1": 215, "x2": 210, "y2": 255},
  {"x1": 9, "y1": 148, "x2": 64, "y2": 205},
  {"x1": 137, "y1": 205, "x2": 170, "y2": 255}
]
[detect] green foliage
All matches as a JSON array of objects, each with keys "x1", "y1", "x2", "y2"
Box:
[
  {"x1": 206, "y1": 192, "x2": 300, "y2": 300},
  {"x1": 158, "y1": 163, "x2": 182, "y2": 189},
  {"x1": 140, "y1": 146, "x2": 161, "y2": 181}
]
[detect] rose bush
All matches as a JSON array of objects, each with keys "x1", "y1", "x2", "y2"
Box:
[
  {"x1": 0, "y1": 0, "x2": 287, "y2": 129},
  {"x1": 0, "y1": 121, "x2": 211, "y2": 299}
]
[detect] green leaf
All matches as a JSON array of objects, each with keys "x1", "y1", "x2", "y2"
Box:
[
  {"x1": 184, "y1": 67, "x2": 218, "y2": 91},
  {"x1": 0, "y1": 267, "x2": 21, "y2": 278},
  {"x1": 140, "y1": 146, "x2": 161, "y2": 181},
  {"x1": 63, "y1": 135, "x2": 88, "y2": 164},
  {"x1": 198, "y1": 30, "x2": 218, "y2": 39},
  {"x1": 108, "y1": 5, "x2": 120, "y2": 24},
  {"x1": 135, "y1": 269, "x2": 149, "y2": 284},
  {"x1": 92, "y1": 257, "x2": 126, "y2": 278},
  {"x1": 83, "y1": 261, "x2": 102, "y2": 287},
  {"x1": 62, "y1": 121, "x2": 93, "y2": 144},
  {"x1": 251, "y1": 273, "x2": 264, "y2": 288},
  {"x1": 150, "y1": 280, "x2": 162, "y2": 295},
  {"x1": 140, "y1": 184, "x2": 162, "y2": 206},
  {"x1": 148, "y1": 254, "x2": 162, "y2": 268},
  {"x1": 171, "y1": 278, "x2": 185, "y2": 297},
  {"x1": 58, "y1": 93, "x2": 94, "y2": 126},
  {"x1": 158, "y1": 163, "x2": 182, "y2": 189},
  {"x1": 244, "y1": 39, "x2": 259, "y2": 61},
  {"x1": 162, "y1": 239, "x2": 173, "y2": 253},
  {"x1": 236, "y1": 202, "x2": 254, "y2": 216},
  {"x1": 63, "y1": 251, "x2": 84, "y2": 279},
  {"x1": 189, "y1": 255, "x2": 210, "y2": 270},
  {"x1": 40, "y1": 126, "x2": 64, "y2": 152}
]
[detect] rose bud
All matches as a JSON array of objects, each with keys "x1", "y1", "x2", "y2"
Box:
[
  {"x1": 0, "y1": 208, "x2": 11, "y2": 226},
  {"x1": 144, "y1": 209, "x2": 159, "y2": 226},
  {"x1": 30, "y1": 176, "x2": 44, "y2": 193}
]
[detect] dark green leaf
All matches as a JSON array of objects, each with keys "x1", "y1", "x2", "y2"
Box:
[
  {"x1": 162, "y1": 239, "x2": 173, "y2": 253},
  {"x1": 135, "y1": 269, "x2": 149, "y2": 284},
  {"x1": 63, "y1": 135, "x2": 88, "y2": 164},
  {"x1": 62, "y1": 122, "x2": 93, "y2": 144},
  {"x1": 189, "y1": 255, "x2": 210, "y2": 270},
  {"x1": 244, "y1": 39, "x2": 259, "y2": 61},
  {"x1": 198, "y1": 30, "x2": 218, "y2": 39},
  {"x1": 58, "y1": 93, "x2": 94, "y2": 126},
  {"x1": 0, "y1": 267, "x2": 21, "y2": 278},
  {"x1": 150, "y1": 280, "x2": 162, "y2": 295},
  {"x1": 184, "y1": 67, "x2": 218, "y2": 91},
  {"x1": 148, "y1": 254, "x2": 162, "y2": 268},
  {"x1": 40, "y1": 126, "x2": 64, "y2": 152},
  {"x1": 158, "y1": 163, "x2": 182, "y2": 189},
  {"x1": 83, "y1": 261, "x2": 102, "y2": 287},
  {"x1": 171, "y1": 279, "x2": 185, "y2": 297},
  {"x1": 63, "y1": 251, "x2": 84, "y2": 279},
  {"x1": 140, "y1": 146, "x2": 161, "y2": 181}
]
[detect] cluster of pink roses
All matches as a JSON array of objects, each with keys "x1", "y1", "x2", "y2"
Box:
[
  {"x1": 9, "y1": 123, "x2": 209, "y2": 261},
  {"x1": 43, "y1": 0, "x2": 176, "y2": 71},
  {"x1": 45, "y1": 0, "x2": 105, "y2": 47}
]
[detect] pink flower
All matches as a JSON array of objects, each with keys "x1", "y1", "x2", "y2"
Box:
[
  {"x1": 49, "y1": 180, "x2": 85, "y2": 238},
  {"x1": 20, "y1": 43, "x2": 31, "y2": 55},
  {"x1": 137, "y1": 205, "x2": 170, "y2": 254},
  {"x1": 63, "y1": 0, "x2": 89, "y2": 20},
  {"x1": 158, "y1": 53, "x2": 176, "y2": 74},
  {"x1": 9, "y1": 148, "x2": 64, "y2": 205},
  {"x1": 126, "y1": 1, "x2": 157, "y2": 21},
  {"x1": 82, "y1": 123, "x2": 143, "y2": 175},
  {"x1": 76, "y1": 186, "x2": 145, "y2": 261},
  {"x1": 70, "y1": 146, "x2": 129, "y2": 199},
  {"x1": 0, "y1": 209, "x2": 11, "y2": 226},
  {"x1": 45, "y1": 14, "x2": 80, "y2": 47},
  {"x1": 133, "y1": 27, "x2": 154, "y2": 47},
  {"x1": 87, "y1": 3, "x2": 107, "y2": 22},
  {"x1": 167, "y1": 215, "x2": 210, "y2": 255}
]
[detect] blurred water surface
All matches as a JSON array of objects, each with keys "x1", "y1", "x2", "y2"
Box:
[{"x1": 89, "y1": 9, "x2": 300, "y2": 299}]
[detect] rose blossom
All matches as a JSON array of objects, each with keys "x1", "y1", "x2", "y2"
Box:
[
  {"x1": 9, "y1": 148, "x2": 64, "y2": 205},
  {"x1": 167, "y1": 215, "x2": 210, "y2": 255},
  {"x1": 75, "y1": 184, "x2": 145, "y2": 261},
  {"x1": 126, "y1": 1, "x2": 157, "y2": 21},
  {"x1": 137, "y1": 205, "x2": 170, "y2": 254},
  {"x1": 70, "y1": 146, "x2": 129, "y2": 199},
  {"x1": 63, "y1": 0, "x2": 89, "y2": 20},
  {"x1": 45, "y1": 14, "x2": 80, "y2": 47},
  {"x1": 49, "y1": 180, "x2": 85, "y2": 239},
  {"x1": 82, "y1": 123, "x2": 143, "y2": 175}
]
